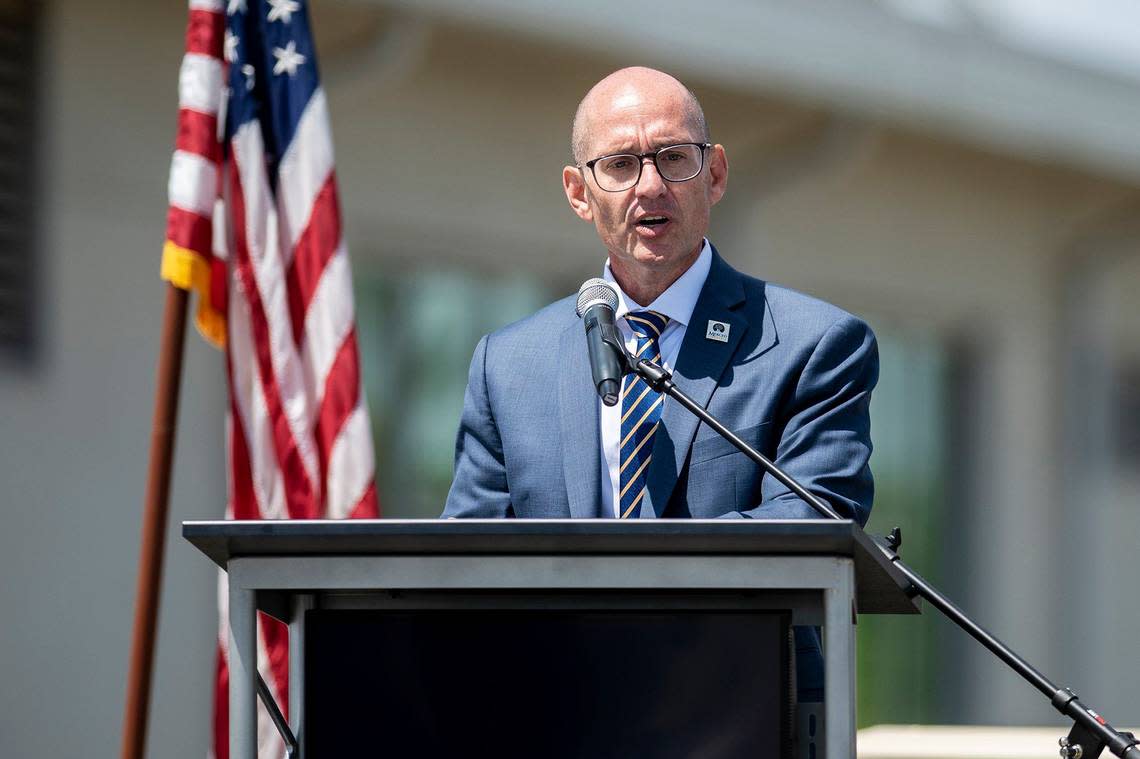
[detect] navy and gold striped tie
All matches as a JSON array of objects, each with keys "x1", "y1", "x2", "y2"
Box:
[{"x1": 618, "y1": 310, "x2": 669, "y2": 519}]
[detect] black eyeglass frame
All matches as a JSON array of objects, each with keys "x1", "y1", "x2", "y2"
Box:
[{"x1": 581, "y1": 142, "x2": 713, "y2": 192}]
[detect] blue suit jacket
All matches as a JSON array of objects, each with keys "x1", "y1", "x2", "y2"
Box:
[
  {"x1": 443, "y1": 248, "x2": 878, "y2": 524},
  {"x1": 442, "y1": 249, "x2": 878, "y2": 702}
]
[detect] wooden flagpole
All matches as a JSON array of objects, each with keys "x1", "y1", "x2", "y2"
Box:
[{"x1": 121, "y1": 283, "x2": 190, "y2": 759}]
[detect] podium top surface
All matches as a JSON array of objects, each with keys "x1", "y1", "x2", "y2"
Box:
[{"x1": 183, "y1": 519, "x2": 919, "y2": 614}]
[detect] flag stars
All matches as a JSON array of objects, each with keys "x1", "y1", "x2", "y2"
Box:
[
  {"x1": 241, "y1": 63, "x2": 256, "y2": 91},
  {"x1": 226, "y1": 0, "x2": 247, "y2": 15},
  {"x1": 224, "y1": 30, "x2": 239, "y2": 63},
  {"x1": 272, "y1": 40, "x2": 306, "y2": 76},
  {"x1": 266, "y1": 0, "x2": 301, "y2": 24}
]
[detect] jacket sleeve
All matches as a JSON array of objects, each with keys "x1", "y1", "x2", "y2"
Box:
[
  {"x1": 442, "y1": 335, "x2": 514, "y2": 518},
  {"x1": 726, "y1": 314, "x2": 878, "y2": 525}
]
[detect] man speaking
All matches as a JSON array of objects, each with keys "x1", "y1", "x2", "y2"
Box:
[{"x1": 442, "y1": 67, "x2": 878, "y2": 701}]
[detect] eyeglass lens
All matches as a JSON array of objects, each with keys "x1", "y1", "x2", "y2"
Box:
[{"x1": 593, "y1": 144, "x2": 704, "y2": 191}]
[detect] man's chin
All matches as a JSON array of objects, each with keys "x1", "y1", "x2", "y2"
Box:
[{"x1": 630, "y1": 241, "x2": 698, "y2": 270}]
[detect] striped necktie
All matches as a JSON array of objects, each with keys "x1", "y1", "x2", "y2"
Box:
[{"x1": 618, "y1": 310, "x2": 669, "y2": 519}]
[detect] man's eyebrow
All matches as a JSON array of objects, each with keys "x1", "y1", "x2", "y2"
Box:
[
  {"x1": 592, "y1": 143, "x2": 636, "y2": 156},
  {"x1": 595, "y1": 139, "x2": 695, "y2": 156}
]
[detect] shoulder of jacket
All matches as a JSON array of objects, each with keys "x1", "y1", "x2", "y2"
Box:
[
  {"x1": 482, "y1": 292, "x2": 579, "y2": 350},
  {"x1": 757, "y1": 280, "x2": 873, "y2": 337}
]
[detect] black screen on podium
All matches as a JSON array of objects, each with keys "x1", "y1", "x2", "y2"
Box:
[{"x1": 305, "y1": 608, "x2": 791, "y2": 758}]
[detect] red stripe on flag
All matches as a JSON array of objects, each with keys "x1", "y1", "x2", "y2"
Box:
[
  {"x1": 228, "y1": 167, "x2": 317, "y2": 520},
  {"x1": 213, "y1": 648, "x2": 229, "y2": 759},
  {"x1": 314, "y1": 328, "x2": 360, "y2": 482},
  {"x1": 166, "y1": 205, "x2": 212, "y2": 256},
  {"x1": 186, "y1": 8, "x2": 224, "y2": 58},
  {"x1": 227, "y1": 354, "x2": 260, "y2": 522},
  {"x1": 176, "y1": 108, "x2": 222, "y2": 165},
  {"x1": 285, "y1": 175, "x2": 340, "y2": 346},
  {"x1": 350, "y1": 480, "x2": 380, "y2": 519},
  {"x1": 259, "y1": 614, "x2": 290, "y2": 721},
  {"x1": 209, "y1": 254, "x2": 228, "y2": 319}
]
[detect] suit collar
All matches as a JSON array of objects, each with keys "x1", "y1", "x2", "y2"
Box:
[{"x1": 641, "y1": 245, "x2": 777, "y2": 517}]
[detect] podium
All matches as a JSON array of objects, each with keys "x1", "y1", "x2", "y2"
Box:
[{"x1": 184, "y1": 519, "x2": 917, "y2": 759}]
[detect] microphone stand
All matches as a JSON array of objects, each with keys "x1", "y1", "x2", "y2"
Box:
[{"x1": 624, "y1": 353, "x2": 1140, "y2": 759}]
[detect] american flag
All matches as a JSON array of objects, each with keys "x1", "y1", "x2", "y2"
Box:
[{"x1": 161, "y1": 1, "x2": 379, "y2": 756}]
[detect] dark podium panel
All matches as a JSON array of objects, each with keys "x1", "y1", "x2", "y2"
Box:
[{"x1": 305, "y1": 609, "x2": 791, "y2": 758}]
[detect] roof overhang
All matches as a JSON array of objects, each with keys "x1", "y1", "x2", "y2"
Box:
[{"x1": 376, "y1": 0, "x2": 1140, "y2": 184}]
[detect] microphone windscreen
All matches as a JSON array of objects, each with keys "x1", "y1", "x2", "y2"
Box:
[{"x1": 576, "y1": 278, "x2": 618, "y2": 317}]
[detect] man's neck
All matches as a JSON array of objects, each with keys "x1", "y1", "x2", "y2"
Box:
[{"x1": 609, "y1": 244, "x2": 703, "y2": 307}]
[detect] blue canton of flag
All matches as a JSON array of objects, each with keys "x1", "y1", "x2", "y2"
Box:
[{"x1": 224, "y1": 0, "x2": 319, "y2": 188}]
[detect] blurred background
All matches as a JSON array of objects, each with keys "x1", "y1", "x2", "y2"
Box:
[{"x1": 1, "y1": 0, "x2": 1138, "y2": 755}]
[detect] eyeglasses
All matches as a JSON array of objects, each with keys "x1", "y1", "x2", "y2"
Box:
[{"x1": 582, "y1": 142, "x2": 712, "y2": 192}]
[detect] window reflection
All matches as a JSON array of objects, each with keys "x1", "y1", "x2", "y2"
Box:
[{"x1": 355, "y1": 268, "x2": 557, "y2": 517}]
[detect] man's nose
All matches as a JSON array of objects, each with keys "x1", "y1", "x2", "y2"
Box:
[{"x1": 635, "y1": 157, "x2": 667, "y2": 197}]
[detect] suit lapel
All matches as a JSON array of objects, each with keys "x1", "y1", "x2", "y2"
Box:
[
  {"x1": 642, "y1": 250, "x2": 762, "y2": 517},
  {"x1": 558, "y1": 318, "x2": 602, "y2": 518}
]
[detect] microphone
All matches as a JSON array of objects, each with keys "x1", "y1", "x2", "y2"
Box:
[{"x1": 575, "y1": 278, "x2": 627, "y2": 406}]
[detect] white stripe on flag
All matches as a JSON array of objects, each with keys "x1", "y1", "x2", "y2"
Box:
[
  {"x1": 254, "y1": 631, "x2": 287, "y2": 758},
  {"x1": 325, "y1": 402, "x2": 375, "y2": 519},
  {"x1": 228, "y1": 278, "x2": 288, "y2": 521},
  {"x1": 189, "y1": 0, "x2": 224, "y2": 11},
  {"x1": 179, "y1": 52, "x2": 224, "y2": 113},
  {"x1": 233, "y1": 122, "x2": 322, "y2": 495},
  {"x1": 168, "y1": 149, "x2": 218, "y2": 217},
  {"x1": 275, "y1": 88, "x2": 335, "y2": 261},
  {"x1": 215, "y1": 569, "x2": 230, "y2": 655},
  {"x1": 299, "y1": 244, "x2": 354, "y2": 422},
  {"x1": 211, "y1": 197, "x2": 229, "y2": 263}
]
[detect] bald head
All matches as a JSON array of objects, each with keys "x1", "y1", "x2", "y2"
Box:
[{"x1": 570, "y1": 67, "x2": 709, "y2": 164}]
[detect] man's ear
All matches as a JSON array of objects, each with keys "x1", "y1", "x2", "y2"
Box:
[
  {"x1": 563, "y1": 165, "x2": 594, "y2": 222},
  {"x1": 707, "y1": 144, "x2": 729, "y2": 207}
]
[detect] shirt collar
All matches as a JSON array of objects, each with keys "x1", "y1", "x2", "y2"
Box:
[{"x1": 602, "y1": 239, "x2": 712, "y2": 328}]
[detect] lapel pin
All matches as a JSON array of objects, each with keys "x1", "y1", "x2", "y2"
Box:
[{"x1": 705, "y1": 320, "x2": 730, "y2": 343}]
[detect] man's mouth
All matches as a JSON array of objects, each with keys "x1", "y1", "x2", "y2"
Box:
[{"x1": 636, "y1": 215, "x2": 670, "y2": 227}]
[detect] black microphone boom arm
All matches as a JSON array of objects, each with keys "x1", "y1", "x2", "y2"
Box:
[{"x1": 628, "y1": 355, "x2": 1140, "y2": 759}]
